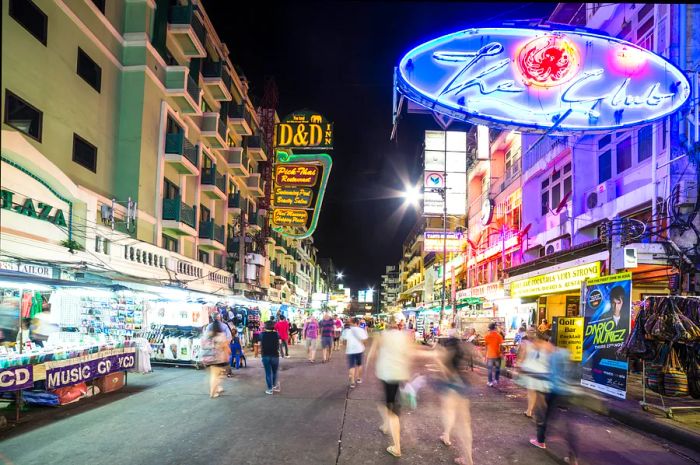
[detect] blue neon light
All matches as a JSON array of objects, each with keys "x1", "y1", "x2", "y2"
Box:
[{"x1": 397, "y1": 26, "x2": 691, "y2": 133}]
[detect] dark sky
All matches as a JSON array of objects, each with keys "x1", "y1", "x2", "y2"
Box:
[{"x1": 203, "y1": 1, "x2": 557, "y2": 292}]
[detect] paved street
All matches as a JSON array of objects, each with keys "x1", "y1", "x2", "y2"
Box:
[{"x1": 1, "y1": 341, "x2": 698, "y2": 465}]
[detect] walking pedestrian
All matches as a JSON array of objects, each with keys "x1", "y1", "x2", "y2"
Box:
[
  {"x1": 303, "y1": 316, "x2": 319, "y2": 362},
  {"x1": 320, "y1": 313, "x2": 335, "y2": 363},
  {"x1": 465, "y1": 328, "x2": 477, "y2": 371},
  {"x1": 201, "y1": 317, "x2": 231, "y2": 398},
  {"x1": 515, "y1": 327, "x2": 547, "y2": 418},
  {"x1": 275, "y1": 315, "x2": 291, "y2": 358},
  {"x1": 484, "y1": 322, "x2": 504, "y2": 387},
  {"x1": 260, "y1": 320, "x2": 281, "y2": 395},
  {"x1": 341, "y1": 317, "x2": 368, "y2": 388},
  {"x1": 229, "y1": 327, "x2": 245, "y2": 371},
  {"x1": 290, "y1": 322, "x2": 300, "y2": 345},
  {"x1": 333, "y1": 314, "x2": 343, "y2": 351},
  {"x1": 365, "y1": 317, "x2": 413, "y2": 458}
]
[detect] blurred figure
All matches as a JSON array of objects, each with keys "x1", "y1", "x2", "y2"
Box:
[
  {"x1": 289, "y1": 322, "x2": 300, "y2": 345},
  {"x1": 201, "y1": 317, "x2": 231, "y2": 398},
  {"x1": 359, "y1": 318, "x2": 367, "y2": 330},
  {"x1": 333, "y1": 314, "x2": 343, "y2": 351},
  {"x1": 465, "y1": 328, "x2": 477, "y2": 371},
  {"x1": 303, "y1": 316, "x2": 319, "y2": 362},
  {"x1": 16, "y1": 319, "x2": 31, "y2": 347},
  {"x1": 365, "y1": 317, "x2": 413, "y2": 458},
  {"x1": 252, "y1": 327, "x2": 262, "y2": 358},
  {"x1": 229, "y1": 327, "x2": 245, "y2": 371},
  {"x1": 261, "y1": 320, "x2": 281, "y2": 395},
  {"x1": 447, "y1": 321, "x2": 459, "y2": 338},
  {"x1": 484, "y1": 322, "x2": 504, "y2": 387},
  {"x1": 433, "y1": 329, "x2": 475, "y2": 465},
  {"x1": 275, "y1": 315, "x2": 290, "y2": 358},
  {"x1": 537, "y1": 318, "x2": 551, "y2": 332},
  {"x1": 526, "y1": 332, "x2": 555, "y2": 448},
  {"x1": 515, "y1": 327, "x2": 549, "y2": 418},
  {"x1": 529, "y1": 343, "x2": 580, "y2": 465},
  {"x1": 514, "y1": 324, "x2": 528, "y2": 345},
  {"x1": 341, "y1": 317, "x2": 368, "y2": 388},
  {"x1": 319, "y1": 313, "x2": 335, "y2": 363}
]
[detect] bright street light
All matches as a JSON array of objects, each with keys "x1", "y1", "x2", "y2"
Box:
[
  {"x1": 336, "y1": 271, "x2": 344, "y2": 280},
  {"x1": 402, "y1": 184, "x2": 422, "y2": 208}
]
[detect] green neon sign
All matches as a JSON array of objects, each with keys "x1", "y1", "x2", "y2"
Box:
[
  {"x1": 1, "y1": 189, "x2": 68, "y2": 227},
  {"x1": 271, "y1": 150, "x2": 332, "y2": 239}
]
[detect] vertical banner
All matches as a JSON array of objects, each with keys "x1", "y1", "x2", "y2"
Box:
[
  {"x1": 554, "y1": 317, "x2": 584, "y2": 362},
  {"x1": 581, "y1": 272, "x2": 632, "y2": 399}
]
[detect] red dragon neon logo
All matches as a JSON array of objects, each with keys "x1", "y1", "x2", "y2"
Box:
[{"x1": 517, "y1": 34, "x2": 580, "y2": 87}]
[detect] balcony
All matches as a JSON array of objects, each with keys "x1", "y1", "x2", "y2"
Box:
[
  {"x1": 228, "y1": 104, "x2": 253, "y2": 136},
  {"x1": 167, "y1": 1, "x2": 206, "y2": 58},
  {"x1": 223, "y1": 147, "x2": 249, "y2": 176},
  {"x1": 164, "y1": 132, "x2": 199, "y2": 175},
  {"x1": 227, "y1": 236, "x2": 240, "y2": 254},
  {"x1": 244, "y1": 135, "x2": 267, "y2": 161},
  {"x1": 227, "y1": 192, "x2": 242, "y2": 214},
  {"x1": 245, "y1": 173, "x2": 264, "y2": 197},
  {"x1": 162, "y1": 197, "x2": 197, "y2": 236},
  {"x1": 201, "y1": 59, "x2": 232, "y2": 102},
  {"x1": 198, "y1": 220, "x2": 225, "y2": 251},
  {"x1": 201, "y1": 167, "x2": 227, "y2": 200},
  {"x1": 164, "y1": 68, "x2": 200, "y2": 114},
  {"x1": 200, "y1": 112, "x2": 227, "y2": 149},
  {"x1": 247, "y1": 211, "x2": 263, "y2": 231}
]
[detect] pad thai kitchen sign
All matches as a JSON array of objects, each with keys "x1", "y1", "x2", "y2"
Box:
[{"x1": 397, "y1": 25, "x2": 690, "y2": 133}]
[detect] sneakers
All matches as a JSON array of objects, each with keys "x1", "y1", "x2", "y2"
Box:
[
  {"x1": 265, "y1": 389, "x2": 273, "y2": 395},
  {"x1": 529, "y1": 439, "x2": 546, "y2": 449},
  {"x1": 273, "y1": 384, "x2": 281, "y2": 392},
  {"x1": 356, "y1": 379, "x2": 362, "y2": 384},
  {"x1": 487, "y1": 381, "x2": 493, "y2": 387},
  {"x1": 349, "y1": 383, "x2": 356, "y2": 389}
]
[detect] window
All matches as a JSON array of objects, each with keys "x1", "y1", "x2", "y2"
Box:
[
  {"x1": 162, "y1": 234, "x2": 178, "y2": 252},
  {"x1": 541, "y1": 163, "x2": 571, "y2": 214},
  {"x1": 198, "y1": 250, "x2": 210, "y2": 264},
  {"x1": 91, "y1": 0, "x2": 106, "y2": 14},
  {"x1": 541, "y1": 192, "x2": 549, "y2": 215},
  {"x1": 598, "y1": 150, "x2": 611, "y2": 183},
  {"x1": 638, "y1": 125, "x2": 653, "y2": 162},
  {"x1": 551, "y1": 183, "x2": 561, "y2": 209},
  {"x1": 72, "y1": 134, "x2": 97, "y2": 172},
  {"x1": 77, "y1": 48, "x2": 102, "y2": 92},
  {"x1": 598, "y1": 135, "x2": 611, "y2": 150},
  {"x1": 4, "y1": 90, "x2": 42, "y2": 141},
  {"x1": 200, "y1": 205, "x2": 211, "y2": 222},
  {"x1": 616, "y1": 137, "x2": 632, "y2": 173},
  {"x1": 163, "y1": 179, "x2": 179, "y2": 199},
  {"x1": 9, "y1": 0, "x2": 48, "y2": 46}
]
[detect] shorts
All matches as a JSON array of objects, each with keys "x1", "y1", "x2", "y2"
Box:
[
  {"x1": 347, "y1": 352, "x2": 363, "y2": 368},
  {"x1": 382, "y1": 381, "x2": 401, "y2": 415},
  {"x1": 321, "y1": 336, "x2": 333, "y2": 348},
  {"x1": 333, "y1": 332, "x2": 341, "y2": 341},
  {"x1": 305, "y1": 338, "x2": 317, "y2": 349}
]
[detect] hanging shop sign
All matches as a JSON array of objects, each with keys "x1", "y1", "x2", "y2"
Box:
[
  {"x1": 510, "y1": 262, "x2": 600, "y2": 297},
  {"x1": 554, "y1": 317, "x2": 584, "y2": 362},
  {"x1": 44, "y1": 348, "x2": 136, "y2": 390},
  {"x1": 581, "y1": 272, "x2": 632, "y2": 399},
  {"x1": 424, "y1": 171, "x2": 445, "y2": 189},
  {"x1": 456, "y1": 282, "x2": 505, "y2": 301},
  {"x1": 0, "y1": 365, "x2": 34, "y2": 392},
  {"x1": 0, "y1": 261, "x2": 54, "y2": 279},
  {"x1": 273, "y1": 186, "x2": 314, "y2": 208},
  {"x1": 424, "y1": 231, "x2": 465, "y2": 253},
  {"x1": 397, "y1": 26, "x2": 691, "y2": 133},
  {"x1": 270, "y1": 151, "x2": 332, "y2": 239},
  {"x1": 275, "y1": 110, "x2": 333, "y2": 149},
  {"x1": 1, "y1": 189, "x2": 67, "y2": 227}
]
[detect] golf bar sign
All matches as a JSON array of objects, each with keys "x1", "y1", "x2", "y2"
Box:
[{"x1": 397, "y1": 25, "x2": 690, "y2": 133}]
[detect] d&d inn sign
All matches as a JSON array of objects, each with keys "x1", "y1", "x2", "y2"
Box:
[
  {"x1": 275, "y1": 111, "x2": 333, "y2": 149},
  {"x1": 1, "y1": 189, "x2": 67, "y2": 226},
  {"x1": 397, "y1": 25, "x2": 691, "y2": 133}
]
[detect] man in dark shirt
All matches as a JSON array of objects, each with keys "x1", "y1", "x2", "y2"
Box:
[
  {"x1": 260, "y1": 320, "x2": 281, "y2": 395},
  {"x1": 319, "y1": 313, "x2": 336, "y2": 363}
]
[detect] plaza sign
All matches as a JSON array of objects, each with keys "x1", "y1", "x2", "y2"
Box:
[
  {"x1": 1, "y1": 189, "x2": 67, "y2": 226},
  {"x1": 397, "y1": 25, "x2": 691, "y2": 133},
  {"x1": 275, "y1": 110, "x2": 333, "y2": 149}
]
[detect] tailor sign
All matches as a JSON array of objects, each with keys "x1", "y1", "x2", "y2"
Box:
[
  {"x1": 397, "y1": 26, "x2": 691, "y2": 133},
  {"x1": 424, "y1": 231, "x2": 465, "y2": 253}
]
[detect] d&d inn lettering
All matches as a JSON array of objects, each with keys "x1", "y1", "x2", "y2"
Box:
[
  {"x1": 274, "y1": 165, "x2": 319, "y2": 187},
  {"x1": 276, "y1": 111, "x2": 334, "y2": 148},
  {"x1": 1, "y1": 189, "x2": 67, "y2": 227}
]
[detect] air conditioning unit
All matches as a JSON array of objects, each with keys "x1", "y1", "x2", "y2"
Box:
[
  {"x1": 544, "y1": 237, "x2": 571, "y2": 255},
  {"x1": 675, "y1": 180, "x2": 698, "y2": 207},
  {"x1": 585, "y1": 180, "x2": 616, "y2": 211},
  {"x1": 165, "y1": 257, "x2": 178, "y2": 272},
  {"x1": 245, "y1": 253, "x2": 264, "y2": 266}
]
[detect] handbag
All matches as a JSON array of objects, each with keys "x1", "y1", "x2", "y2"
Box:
[{"x1": 662, "y1": 345, "x2": 689, "y2": 397}]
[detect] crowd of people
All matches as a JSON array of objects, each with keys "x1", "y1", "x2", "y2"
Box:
[{"x1": 198, "y1": 311, "x2": 580, "y2": 465}]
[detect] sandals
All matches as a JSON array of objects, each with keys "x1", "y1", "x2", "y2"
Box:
[
  {"x1": 386, "y1": 446, "x2": 401, "y2": 457},
  {"x1": 440, "y1": 434, "x2": 453, "y2": 446},
  {"x1": 454, "y1": 457, "x2": 470, "y2": 465},
  {"x1": 379, "y1": 426, "x2": 389, "y2": 435},
  {"x1": 523, "y1": 411, "x2": 533, "y2": 418}
]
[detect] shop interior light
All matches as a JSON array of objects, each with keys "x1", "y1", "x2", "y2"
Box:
[
  {"x1": 66, "y1": 287, "x2": 114, "y2": 298},
  {"x1": 0, "y1": 281, "x2": 53, "y2": 291}
]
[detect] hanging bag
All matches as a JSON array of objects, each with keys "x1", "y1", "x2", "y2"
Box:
[{"x1": 662, "y1": 345, "x2": 689, "y2": 397}]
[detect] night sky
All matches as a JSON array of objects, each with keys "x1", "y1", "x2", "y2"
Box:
[{"x1": 203, "y1": 1, "x2": 557, "y2": 292}]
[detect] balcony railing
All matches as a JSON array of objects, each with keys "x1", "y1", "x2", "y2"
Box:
[
  {"x1": 228, "y1": 192, "x2": 241, "y2": 209},
  {"x1": 168, "y1": 2, "x2": 206, "y2": 47},
  {"x1": 162, "y1": 197, "x2": 197, "y2": 229},
  {"x1": 201, "y1": 167, "x2": 226, "y2": 193},
  {"x1": 217, "y1": 117, "x2": 227, "y2": 141},
  {"x1": 186, "y1": 75, "x2": 200, "y2": 106},
  {"x1": 229, "y1": 104, "x2": 253, "y2": 127},
  {"x1": 199, "y1": 219, "x2": 225, "y2": 244},
  {"x1": 244, "y1": 134, "x2": 266, "y2": 152},
  {"x1": 165, "y1": 132, "x2": 199, "y2": 166},
  {"x1": 201, "y1": 59, "x2": 223, "y2": 79}
]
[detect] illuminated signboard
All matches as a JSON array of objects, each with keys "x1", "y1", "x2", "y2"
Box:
[
  {"x1": 424, "y1": 231, "x2": 465, "y2": 253},
  {"x1": 510, "y1": 262, "x2": 600, "y2": 298},
  {"x1": 275, "y1": 110, "x2": 333, "y2": 149},
  {"x1": 423, "y1": 130, "x2": 467, "y2": 216},
  {"x1": 270, "y1": 151, "x2": 332, "y2": 239},
  {"x1": 456, "y1": 283, "x2": 504, "y2": 301},
  {"x1": 398, "y1": 26, "x2": 691, "y2": 133}
]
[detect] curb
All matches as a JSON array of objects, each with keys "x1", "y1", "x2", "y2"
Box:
[{"x1": 494, "y1": 363, "x2": 700, "y2": 453}]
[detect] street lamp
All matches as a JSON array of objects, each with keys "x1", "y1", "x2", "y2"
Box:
[{"x1": 402, "y1": 184, "x2": 422, "y2": 207}]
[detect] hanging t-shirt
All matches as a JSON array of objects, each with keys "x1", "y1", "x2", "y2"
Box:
[{"x1": 21, "y1": 292, "x2": 33, "y2": 318}]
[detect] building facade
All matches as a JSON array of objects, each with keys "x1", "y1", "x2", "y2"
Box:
[{"x1": 380, "y1": 265, "x2": 400, "y2": 312}]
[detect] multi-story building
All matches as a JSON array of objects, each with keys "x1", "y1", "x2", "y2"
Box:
[
  {"x1": 397, "y1": 219, "x2": 425, "y2": 308},
  {"x1": 0, "y1": 0, "x2": 279, "y2": 298},
  {"x1": 380, "y1": 265, "x2": 400, "y2": 312}
]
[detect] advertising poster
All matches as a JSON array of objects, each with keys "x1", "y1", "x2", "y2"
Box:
[
  {"x1": 581, "y1": 272, "x2": 632, "y2": 399},
  {"x1": 554, "y1": 317, "x2": 584, "y2": 362}
]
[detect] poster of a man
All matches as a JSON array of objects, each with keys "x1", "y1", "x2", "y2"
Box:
[{"x1": 607, "y1": 285, "x2": 630, "y2": 331}]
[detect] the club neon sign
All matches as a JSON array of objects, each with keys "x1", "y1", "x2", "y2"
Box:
[{"x1": 397, "y1": 26, "x2": 691, "y2": 132}]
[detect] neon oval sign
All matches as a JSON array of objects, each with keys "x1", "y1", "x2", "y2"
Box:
[{"x1": 398, "y1": 26, "x2": 691, "y2": 133}]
